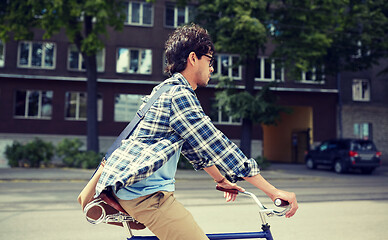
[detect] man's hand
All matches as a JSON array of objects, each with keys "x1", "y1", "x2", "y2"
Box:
[
  {"x1": 271, "y1": 190, "x2": 298, "y2": 218},
  {"x1": 216, "y1": 178, "x2": 245, "y2": 202}
]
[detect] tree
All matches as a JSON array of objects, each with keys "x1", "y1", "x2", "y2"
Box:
[
  {"x1": 196, "y1": 0, "x2": 289, "y2": 157},
  {"x1": 0, "y1": 0, "x2": 126, "y2": 153},
  {"x1": 270, "y1": 0, "x2": 388, "y2": 137},
  {"x1": 270, "y1": 0, "x2": 388, "y2": 77}
]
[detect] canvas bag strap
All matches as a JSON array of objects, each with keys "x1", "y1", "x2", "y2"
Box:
[{"x1": 104, "y1": 84, "x2": 173, "y2": 160}]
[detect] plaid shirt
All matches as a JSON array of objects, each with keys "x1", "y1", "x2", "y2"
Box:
[{"x1": 95, "y1": 73, "x2": 260, "y2": 196}]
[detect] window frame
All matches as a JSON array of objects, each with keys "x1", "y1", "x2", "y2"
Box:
[
  {"x1": 116, "y1": 47, "x2": 153, "y2": 75},
  {"x1": 67, "y1": 45, "x2": 105, "y2": 72},
  {"x1": 124, "y1": 1, "x2": 154, "y2": 27},
  {"x1": 213, "y1": 54, "x2": 242, "y2": 80},
  {"x1": 209, "y1": 99, "x2": 242, "y2": 125},
  {"x1": 64, "y1": 91, "x2": 103, "y2": 121},
  {"x1": 300, "y1": 66, "x2": 325, "y2": 84},
  {"x1": 14, "y1": 89, "x2": 53, "y2": 119},
  {"x1": 17, "y1": 41, "x2": 56, "y2": 69},
  {"x1": 0, "y1": 40, "x2": 5, "y2": 68},
  {"x1": 352, "y1": 79, "x2": 370, "y2": 102},
  {"x1": 164, "y1": 3, "x2": 193, "y2": 28},
  {"x1": 114, "y1": 93, "x2": 145, "y2": 122},
  {"x1": 255, "y1": 57, "x2": 284, "y2": 82}
]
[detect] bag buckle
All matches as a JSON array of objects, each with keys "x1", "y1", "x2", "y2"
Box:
[{"x1": 136, "y1": 109, "x2": 144, "y2": 119}]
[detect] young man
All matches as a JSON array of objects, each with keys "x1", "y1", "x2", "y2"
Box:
[{"x1": 96, "y1": 24, "x2": 298, "y2": 240}]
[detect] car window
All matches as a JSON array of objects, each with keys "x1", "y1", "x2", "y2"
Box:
[
  {"x1": 352, "y1": 141, "x2": 376, "y2": 151},
  {"x1": 319, "y1": 142, "x2": 329, "y2": 151},
  {"x1": 328, "y1": 142, "x2": 338, "y2": 150}
]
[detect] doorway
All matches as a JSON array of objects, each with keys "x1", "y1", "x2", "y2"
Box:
[{"x1": 262, "y1": 106, "x2": 313, "y2": 163}]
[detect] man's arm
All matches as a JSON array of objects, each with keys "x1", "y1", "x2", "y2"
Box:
[
  {"x1": 204, "y1": 166, "x2": 298, "y2": 217},
  {"x1": 243, "y1": 174, "x2": 298, "y2": 218},
  {"x1": 204, "y1": 165, "x2": 245, "y2": 202}
]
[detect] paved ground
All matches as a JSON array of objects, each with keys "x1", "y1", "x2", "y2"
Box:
[{"x1": 1, "y1": 164, "x2": 387, "y2": 240}]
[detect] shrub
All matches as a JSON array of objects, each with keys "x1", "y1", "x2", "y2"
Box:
[
  {"x1": 178, "y1": 154, "x2": 192, "y2": 169},
  {"x1": 255, "y1": 155, "x2": 271, "y2": 170},
  {"x1": 24, "y1": 138, "x2": 55, "y2": 167},
  {"x1": 4, "y1": 141, "x2": 25, "y2": 167},
  {"x1": 56, "y1": 138, "x2": 84, "y2": 168},
  {"x1": 76, "y1": 151, "x2": 103, "y2": 169}
]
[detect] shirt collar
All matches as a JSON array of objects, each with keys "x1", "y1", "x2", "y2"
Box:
[{"x1": 171, "y1": 72, "x2": 191, "y2": 88}]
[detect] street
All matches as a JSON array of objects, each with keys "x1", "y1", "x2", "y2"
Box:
[{"x1": 0, "y1": 164, "x2": 387, "y2": 240}]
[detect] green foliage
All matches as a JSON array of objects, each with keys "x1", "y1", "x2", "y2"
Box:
[
  {"x1": 4, "y1": 141, "x2": 25, "y2": 167},
  {"x1": 255, "y1": 155, "x2": 271, "y2": 170},
  {"x1": 270, "y1": 0, "x2": 388, "y2": 77},
  {"x1": 4, "y1": 138, "x2": 101, "y2": 169},
  {"x1": 0, "y1": 0, "x2": 126, "y2": 54},
  {"x1": 56, "y1": 138, "x2": 102, "y2": 169},
  {"x1": 4, "y1": 138, "x2": 54, "y2": 168},
  {"x1": 56, "y1": 138, "x2": 84, "y2": 168},
  {"x1": 215, "y1": 76, "x2": 292, "y2": 125},
  {"x1": 178, "y1": 154, "x2": 193, "y2": 169},
  {"x1": 24, "y1": 138, "x2": 55, "y2": 167},
  {"x1": 196, "y1": 0, "x2": 268, "y2": 59},
  {"x1": 75, "y1": 151, "x2": 103, "y2": 169}
]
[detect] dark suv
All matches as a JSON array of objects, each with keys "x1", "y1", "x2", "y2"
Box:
[{"x1": 305, "y1": 139, "x2": 381, "y2": 174}]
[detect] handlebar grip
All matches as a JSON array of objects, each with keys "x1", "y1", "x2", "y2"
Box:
[
  {"x1": 216, "y1": 186, "x2": 239, "y2": 195},
  {"x1": 274, "y1": 198, "x2": 289, "y2": 207}
]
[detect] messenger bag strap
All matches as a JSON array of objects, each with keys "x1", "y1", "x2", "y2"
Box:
[{"x1": 104, "y1": 84, "x2": 173, "y2": 160}]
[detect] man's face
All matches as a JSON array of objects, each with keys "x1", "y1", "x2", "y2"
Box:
[{"x1": 195, "y1": 53, "x2": 214, "y2": 88}]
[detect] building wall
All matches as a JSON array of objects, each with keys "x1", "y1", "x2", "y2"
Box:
[{"x1": 0, "y1": 0, "x2": 342, "y2": 166}]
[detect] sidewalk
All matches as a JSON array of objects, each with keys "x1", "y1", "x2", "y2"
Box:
[
  {"x1": 0, "y1": 163, "x2": 308, "y2": 181},
  {"x1": 1, "y1": 163, "x2": 386, "y2": 182}
]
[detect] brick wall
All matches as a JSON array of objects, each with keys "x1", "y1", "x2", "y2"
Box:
[{"x1": 342, "y1": 105, "x2": 388, "y2": 164}]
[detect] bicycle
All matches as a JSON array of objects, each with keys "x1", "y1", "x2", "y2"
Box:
[{"x1": 83, "y1": 186, "x2": 290, "y2": 240}]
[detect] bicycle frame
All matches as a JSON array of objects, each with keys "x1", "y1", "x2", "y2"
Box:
[
  {"x1": 127, "y1": 224, "x2": 274, "y2": 240},
  {"x1": 84, "y1": 188, "x2": 289, "y2": 240}
]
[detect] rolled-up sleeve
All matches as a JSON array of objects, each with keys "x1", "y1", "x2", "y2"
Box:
[{"x1": 170, "y1": 86, "x2": 260, "y2": 182}]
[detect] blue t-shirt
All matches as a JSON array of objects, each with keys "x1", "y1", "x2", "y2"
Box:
[{"x1": 116, "y1": 148, "x2": 181, "y2": 200}]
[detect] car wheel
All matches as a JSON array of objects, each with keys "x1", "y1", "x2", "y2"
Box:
[
  {"x1": 361, "y1": 168, "x2": 375, "y2": 174},
  {"x1": 334, "y1": 160, "x2": 347, "y2": 174},
  {"x1": 306, "y1": 158, "x2": 316, "y2": 169}
]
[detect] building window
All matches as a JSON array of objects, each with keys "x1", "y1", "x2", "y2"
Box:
[
  {"x1": 165, "y1": 3, "x2": 194, "y2": 28},
  {"x1": 255, "y1": 57, "x2": 284, "y2": 81},
  {"x1": 65, "y1": 92, "x2": 103, "y2": 121},
  {"x1": 114, "y1": 94, "x2": 144, "y2": 122},
  {"x1": 68, "y1": 45, "x2": 105, "y2": 72},
  {"x1": 300, "y1": 66, "x2": 325, "y2": 83},
  {"x1": 209, "y1": 99, "x2": 241, "y2": 125},
  {"x1": 354, "y1": 123, "x2": 372, "y2": 140},
  {"x1": 14, "y1": 90, "x2": 53, "y2": 119},
  {"x1": 0, "y1": 40, "x2": 4, "y2": 67},
  {"x1": 213, "y1": 54, "x2": 241, "y2": 80},
  {"x1": 352, "y1": 79, "x2": 370, "y2": 102},
  {"x1": 124, "y1": 1, "x2": 153, "y2": 26},
  {"x1": 18, "y1": 41, "x2": 55, "y2": 69},
  {"x1": 116, "y1": 48, "x2": 152, "y2": 74}
]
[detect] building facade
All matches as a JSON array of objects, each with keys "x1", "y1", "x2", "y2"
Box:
[{"x1": 3, "y1": 0, "x2": 382, "y2": 167}]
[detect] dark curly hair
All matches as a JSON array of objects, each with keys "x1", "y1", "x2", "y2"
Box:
[{"x1": 164, "y1": 24, "x2": 215, "y2": 76}]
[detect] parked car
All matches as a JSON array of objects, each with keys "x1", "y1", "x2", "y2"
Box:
[{"x1": 305, "y1": 139, "x2": 382, "y2": 174}]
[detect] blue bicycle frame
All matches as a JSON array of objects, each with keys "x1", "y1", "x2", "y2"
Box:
[
  {"x1": 83, "y1": 188, "x2": 289, "y2": 240},
  {"x1": 127, "y1": 223, "x2": 273, "y2": 240}
]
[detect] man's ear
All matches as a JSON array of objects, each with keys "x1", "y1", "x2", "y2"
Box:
[{"x1": 187, "y1": 52, "x2": 197, "y2": 66}]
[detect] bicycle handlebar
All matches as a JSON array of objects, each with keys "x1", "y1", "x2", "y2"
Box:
[{"x1": 216, "y1": 186, "x2": 291, "y2": 217}]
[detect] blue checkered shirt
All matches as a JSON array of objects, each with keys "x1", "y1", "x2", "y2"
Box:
[{"x1": 95, "y1": 73, "x2": 260, "y2": 197}]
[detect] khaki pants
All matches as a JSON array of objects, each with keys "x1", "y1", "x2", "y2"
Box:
[{"x1": 116, "y1": 191, "x2": 209, "y2": 240}]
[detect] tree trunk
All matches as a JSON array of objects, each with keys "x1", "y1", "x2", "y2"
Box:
[
  {"x1": 84, "y1": 16, "x2": 99, "y2": 153},
  {"x1": 240, "y1": 56, "x2": 257, "y2": 158},
  {"x1": 85, "y1": 54, "x2": 99, "y2": 153}
]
